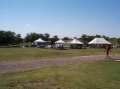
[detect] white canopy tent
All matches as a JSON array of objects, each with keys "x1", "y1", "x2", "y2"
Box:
[
  {"x1": 55, "y1": 39, "x2": 65, "y2": 44},
  {"x1": 34, "y1": 38, "x2": 47, "y2": 47},
  {"x1": 88, "y1": 38, "x2": 111, "y2": 45},
  {"x1": 34, "y1": 38, "x2": 46, "y2": 43},
  {"x1": 69, "y1": 39, "x2": 83, "y2": 44},
  {"x1": 68, "y1": 39, "x2": 83, "y2": 49},
  {"x1": 55, "y1": 39, "x2": 65, "y2": 48}
]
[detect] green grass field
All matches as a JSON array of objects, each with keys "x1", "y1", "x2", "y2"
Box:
[
  {"x1": 0, "y1": 48, "x2": 120, "y2": 61},
  {"x1": 0, "y1": 61, "x2": 120, "y2": 89}
]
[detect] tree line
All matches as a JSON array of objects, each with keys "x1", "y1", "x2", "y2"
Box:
[{"x1": 0, "y1": 30, "x2": 120, "y2": 46}]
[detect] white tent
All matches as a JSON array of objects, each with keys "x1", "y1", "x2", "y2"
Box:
[
  {"x1": 55, "y1": 39, "x2": 65, "y2": 48},
  {"x1": 69, "y1": 39, "x2": 83, "y2": 44},
  {"x1": 34, "y1": 38, "x2": 47, "y2": 47},
  {"x1": 68, "y1": 39, "x2": 83, "y2": 49},
  {"x1": 88, "y1": 38, "x2": 111, "y2": 45},
  {"x1": 55, "y1": 39, "x2": 65, "y2": 44},
  {"x1": 34, "y1": 38, "x2": 46, "y2": 43}
]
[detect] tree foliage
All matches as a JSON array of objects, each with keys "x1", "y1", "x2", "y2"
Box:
[
  {"x1": 50, "y1": 35, "x2": 59, "y2": 45},
  {"x1": 25, "y1": 33, "x2": 40, "y2": 42},
  {"x1": 25, "y1": 33, "x2": 51, "y2": 42},
  {"x1": 0, "y1": 31, "x2": 23, "y2": 45},
  {"x1": 0, "y1": 30, "x2": 120, "y2": 47}
]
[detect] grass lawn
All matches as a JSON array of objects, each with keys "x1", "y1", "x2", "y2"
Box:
[
  {"x1": 0, "y1": 48, "x2": 120, "y2": 61},
  {"x1": 0, "y1": 61, "x2": 120, "y2": 89}
]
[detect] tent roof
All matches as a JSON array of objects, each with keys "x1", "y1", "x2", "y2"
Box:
[
  {"x1": 55, "y1": 39, "x2": 65, "y2": 44},
  {"x1": 69, "y1": 39, "x2": 83, "y2": 44},
  {"x1": 88, "y1": 38, "x2": 111, "y2": 45},
  {"x1": 34, "y1": 38, "x2": 46, "y2": 43}
]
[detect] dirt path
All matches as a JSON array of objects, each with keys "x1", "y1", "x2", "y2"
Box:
[{"x1": 0, "y1": 55, "x2": 120, "y2": 74}]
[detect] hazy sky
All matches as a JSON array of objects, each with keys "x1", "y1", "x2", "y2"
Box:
[{"x1": 0, "y1": 0, "x2": 120, "y2": 37}]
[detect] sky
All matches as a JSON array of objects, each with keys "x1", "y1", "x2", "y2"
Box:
[{"x1": 0, "y1": 0, "x2": 120, "y2": 37}]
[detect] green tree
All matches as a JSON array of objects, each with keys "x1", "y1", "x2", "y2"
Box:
[
  {"x1": 117, "y1": 38, "x2": 120, "y2": 46},
  {"x1": 43, "y1": 33, "x2": 50, "y2": 41},
  {"x1": 80, "y1": 34, "x2": 94, "y2": 44},
  {"x1": 50, "y1": 35, "x2": 59, "y2": 46},
  {"x1": 25, "y1": 33, "x2": 40, "y2": 42},
  {"x1": 62, "y1": 37, "x2": 71, "y2": 41},
  {"x1": 15, "y1": 34, "x2": 23, "y2": 44},
  {"x1": 0, "y1": 31, "x2": 16, "y2": 45}
]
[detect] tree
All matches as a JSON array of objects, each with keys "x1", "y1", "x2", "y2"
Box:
[
  {"x1": 95, "y1": 34, "x2": 101, "y2": 38},
  {"x1": 80, "y1": 34, "x2": 94, "y2": 44},
  {"x1": 43, "y1": 33, "x2": 50, "y2": 41},
  {"x1": 117, "y1": 38, "x2": 120, "y2": 46},
  {"x1": 15, "y1": 34, "x2": 23, "y2": 44},
  {"x1": 25, "y1": 33, "x2": 40, "y2": 42},
  {"x1": 0, "y1": 31, "x2": 16, "y2": 45},
  {"x1": 0, "y1": 30, "x2": 23, "y2": 45},
  {"x1": 50, "y1": 35, "x2": 59, "y2": 46},
  {"x1": 62, "y1": 37, "x2": 71, "y2": 41},
  {"x1": 102, "y1": 35, "x2": 110, "y2": 41}
]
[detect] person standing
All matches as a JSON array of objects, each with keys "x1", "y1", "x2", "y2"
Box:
[{"x1": 105, "y1": 44, "x2": 112, "y2": 57}]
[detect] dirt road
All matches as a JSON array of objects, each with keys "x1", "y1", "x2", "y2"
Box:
[{"x1": 0, "y1": 55, "x2": 119, "y2": 74}]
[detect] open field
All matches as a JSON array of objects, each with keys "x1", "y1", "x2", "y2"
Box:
[
  {"x1": 0, "y1": 61, "x2": 120, "y2": 89},
  {"x1": 0, "y1": 48, "x2": 120, "y2": 89},
  {"x1": 0, "y1": 48, "x2": 120, "y2": 62}
]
